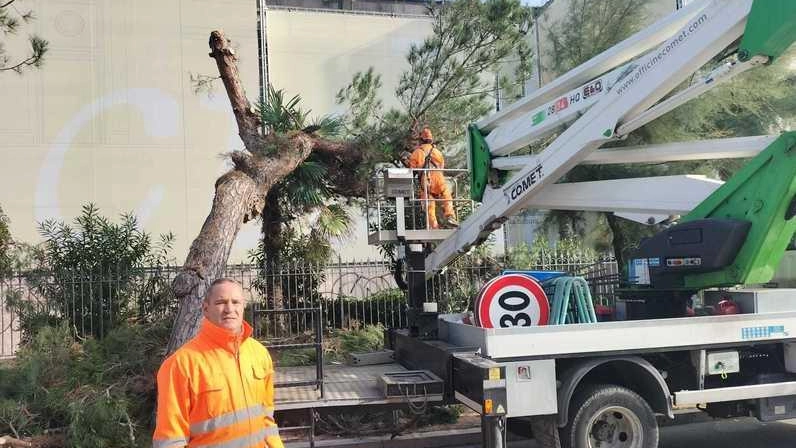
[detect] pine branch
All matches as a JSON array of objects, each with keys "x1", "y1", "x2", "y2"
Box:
[
  {"x1": 0, "y1": 35, "x2": 47, "y2": 73},
  {"x1": 0, "y1": 54, "x2": 36, "y2": 72}
]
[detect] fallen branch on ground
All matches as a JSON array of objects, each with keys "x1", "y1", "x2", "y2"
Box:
[{"x1": 0, "y1": 436, "x2": 32, "y2": 448}]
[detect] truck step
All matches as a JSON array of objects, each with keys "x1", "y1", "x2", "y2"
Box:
[{"x1": 379, "y1": 370, "x2": 444, "y2": 398}]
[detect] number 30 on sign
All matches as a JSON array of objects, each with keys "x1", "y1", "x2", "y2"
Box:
[{"x1": 474, "y1": 274, "x2": 549, "y2": 328}]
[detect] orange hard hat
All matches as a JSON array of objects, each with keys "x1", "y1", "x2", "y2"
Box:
[{"x1": 420, "y1": 127, "x2": 433, "y2": 141}]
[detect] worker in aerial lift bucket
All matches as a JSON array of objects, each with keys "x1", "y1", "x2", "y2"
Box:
[{"x1": 404, "y1": 127, "x2": 458, "y2": 229}]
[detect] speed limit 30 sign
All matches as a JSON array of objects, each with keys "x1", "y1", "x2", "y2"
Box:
[{"x1": 474, "y1": 274, "x2": 550, "y2": 328}]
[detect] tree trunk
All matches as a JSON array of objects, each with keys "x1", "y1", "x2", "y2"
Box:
[
  {"x1": 260, "y1": 187, "x2": 286, "y2": 335},
  {"x1": 166, "y1": 30, "x2": 357, "y2": 354},
  {"x1": 605, "y1": 212, "x2": 627, "y2": 274},
  {"x1": 166, "y1": 171, "x2": 259, "y2": 354}
]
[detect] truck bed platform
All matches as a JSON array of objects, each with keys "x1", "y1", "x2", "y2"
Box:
[
  {"x1": 274, "y1": 363, "x2": 444, "y2": 410},
  {"x1": 441, "y1": 310, "x2": 796, "y2": 360}
]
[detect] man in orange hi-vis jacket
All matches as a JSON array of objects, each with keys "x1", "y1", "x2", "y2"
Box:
[
  {"x1": 405, "y1": 127, "x2": 458, "y2": 229},
  {"x1": 153, "y1": 278, "x2": 283, "y2": 448}
]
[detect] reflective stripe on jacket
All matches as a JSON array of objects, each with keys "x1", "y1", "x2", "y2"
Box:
[{"x1": 153, "y1": 318, "x2": 283, "y2": 448}]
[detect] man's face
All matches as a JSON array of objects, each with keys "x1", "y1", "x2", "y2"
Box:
[{"x1": 203, "y1": 281, "x2": 246, "y2": 334}]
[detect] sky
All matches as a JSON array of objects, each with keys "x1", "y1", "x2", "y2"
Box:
[{"x1": 520, "y1": 0, "x2": 549, "y2": 6}]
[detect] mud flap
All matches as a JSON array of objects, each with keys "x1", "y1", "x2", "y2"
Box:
[{"x1": 530, "y1": 415, "x2": 561, "y2": 448}]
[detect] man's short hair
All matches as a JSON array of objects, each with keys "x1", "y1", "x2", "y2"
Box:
[{"x1": 204, "y1": 278, "x2": 243, "y2": 302}]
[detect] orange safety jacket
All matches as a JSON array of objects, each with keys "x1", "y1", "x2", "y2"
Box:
[
  {"x1": 153, "y1": 318, "x2": 283, "y2": 448},
  {"x1": 407, "y1": 142, "x2": 445, "y2": 171}
]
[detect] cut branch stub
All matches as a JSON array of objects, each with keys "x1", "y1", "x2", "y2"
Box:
[{"x1": 208, "y1": 30, "x2": 262, "y2": 152}]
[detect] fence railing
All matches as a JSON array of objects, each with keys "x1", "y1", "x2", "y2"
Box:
[{"x1": 1, "y1": 254, "x2": 619, "y2": 358}]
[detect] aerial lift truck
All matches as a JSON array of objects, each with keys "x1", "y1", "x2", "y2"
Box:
[{"x1": 364, "y1": 1, "x2": 796, "y2": 447}]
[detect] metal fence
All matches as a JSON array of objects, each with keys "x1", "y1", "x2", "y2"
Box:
[
  {"x1": 426, "y1": 252, "x2": 620, "y2": 311},
  {"x1": 0, "y1": 264, "x2": 178, "y2": 358},
  {"x1": 228, "y1": 260, "x2": 404, "y2": 341},
  {"x1": 1, "y1": 254, "x2": 619, "y2": 358}
]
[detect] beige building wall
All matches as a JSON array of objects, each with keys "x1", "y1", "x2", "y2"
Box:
[
  {"x1": 0, "y1": 2, "x2": 430, "y2": 263},
  {"x1": 266, "y1": 9, "x2": 429, "y2": 117}
]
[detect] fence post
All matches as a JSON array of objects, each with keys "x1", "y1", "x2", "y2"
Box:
[{"x1": 337, "y1": 255, "x2": 344, "y2": 331}]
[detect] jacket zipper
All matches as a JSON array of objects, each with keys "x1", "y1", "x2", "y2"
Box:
[{"x1": 234, "y1": 342, "x2": 254, "y2": 442}]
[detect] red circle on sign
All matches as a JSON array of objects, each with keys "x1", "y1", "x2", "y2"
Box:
[{"x1": 476, "y1": 274, "x2": 549, "y2": 328}]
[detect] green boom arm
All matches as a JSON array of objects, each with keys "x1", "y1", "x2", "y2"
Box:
[{"x1": 682, "y1": 133, "x2": 796, "y2": 288}]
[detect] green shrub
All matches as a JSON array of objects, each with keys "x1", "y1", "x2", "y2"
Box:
[
  {"x1": 0, "y1": 206, "x2": 11, "y2": 278},
  {"x1": 271, "y1": 324, "x2": 386, "y2": 367},
  {"x1": 420, "y1": 404, "x2": 463, "y2": 426},
  {"x1": 273, "y1": 347, "x2": 318, "y2": 367},
  {"x1": 335, "y1": 323, "x2": 384, "y2": 354},
  {"x1": 9, "y1": 204, "x2": 175, "y2": 340},
  {"x1": 327, "y1": 290, "x2": 405, "y2": 330}
]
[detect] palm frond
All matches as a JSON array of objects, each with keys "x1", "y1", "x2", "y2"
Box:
[
  {"x1": 290, "y1": 161, "x2": 327, "y2": 185},
  {"x1": 283, "y1": 161, "x2": 331, "y2": 209},
  {"x1": 290, "y1": 106, "x2": 310, "y2": 130},
  {"x1": 306, "y1": 115, "x2": 344, "y2": 137},
  {"x1": 256, "y1": 85, "x2": 311, "y2": 133},
  {"x1": 305, "y1": 229, "x2": 334, "y2": 263},
  {"x1": 316, "y1": 204, "x2": 353, "y2": 241},
  {"x1": 285, "y1": 184, "x2": 326, "y2": 209}
]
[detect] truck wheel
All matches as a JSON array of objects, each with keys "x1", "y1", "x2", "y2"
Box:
[{"x1": 561, "y1": 384, "x2": 658, "y2": 448}]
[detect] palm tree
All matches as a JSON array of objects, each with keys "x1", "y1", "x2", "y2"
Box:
[{"x1": 253, "y1": 86, "x2": 352, "y2": 327}]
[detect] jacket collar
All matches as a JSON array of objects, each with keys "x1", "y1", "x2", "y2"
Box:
[{"x1": 198, "y1": 317, "x2": 254, "y2": 353}]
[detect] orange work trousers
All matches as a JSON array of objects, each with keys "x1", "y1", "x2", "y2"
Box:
[{"x1": 418, "y1": 172, "x2": 455, "y2": 229}]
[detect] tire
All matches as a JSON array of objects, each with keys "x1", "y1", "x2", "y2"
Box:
[{"x1": 561, "y1": 384, "x2": 659, "y2": 448}]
